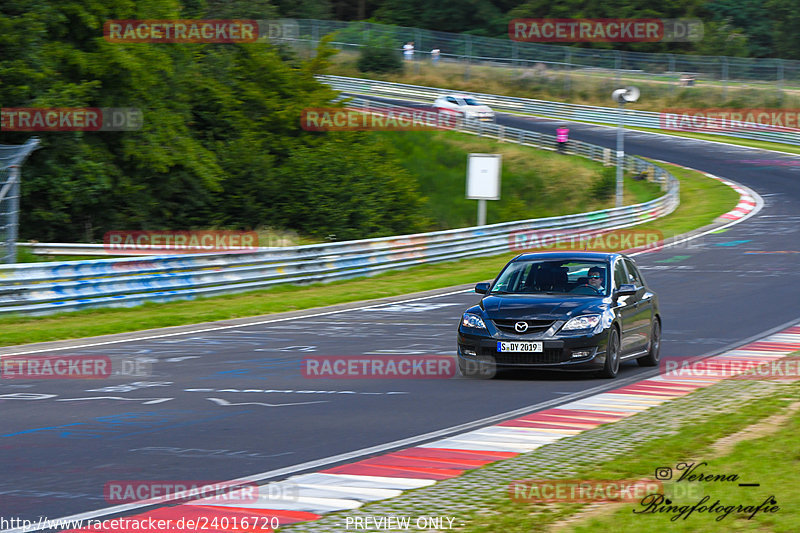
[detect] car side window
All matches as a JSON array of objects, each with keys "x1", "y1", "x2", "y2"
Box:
[
  {"x1": 628, "y1": 259, "x2": 646, "y2": 286},
  {"x1": 446, "y1": 96, "x2": 458, "y2": 104},
  {"x1": 623, "y1": 258, "x2": 642, "y2": 286},
  {"x1": 613, "y1": 260, "x2": 627, "y2": 288}
]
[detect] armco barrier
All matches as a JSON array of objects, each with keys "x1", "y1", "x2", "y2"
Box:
[
  {"x1": 6, "y1": 102, "x2": 678, "y2": 316},
  {"x1": 319, "y1": 75, "x2": 800, "y2": 146}
]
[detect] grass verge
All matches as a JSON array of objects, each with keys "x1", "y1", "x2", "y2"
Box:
[
  {"x1": 459, "y1": 377, "x2": 800, "y2": 532},
  {"x1": 382, "y1": 130, "x2": 660, "y2": 229},
  {"x1": 2, "y1": 162, "x2": 737, "y2": 347}
]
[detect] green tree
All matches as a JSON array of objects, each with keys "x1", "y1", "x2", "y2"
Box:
[
  {"x1": 693, "y1": 19, "x2": 749, "y2": 57},
  {"x1": 357, "y1": 35, "x2": 404, "y2": 73},
  {"x1": 2, "y1": 0, "x2": 429, "y2": 242},
  {"x1": 766, "y1": 0, "x2": 800, "y2": 59},
  {"x1": 704, "y1": 0, "x2": 773, "y2": 57}
]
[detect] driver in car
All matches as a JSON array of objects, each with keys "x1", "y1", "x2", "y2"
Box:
[{"x1": 587, "y1": 266, "x2": 605, "y2": 292}]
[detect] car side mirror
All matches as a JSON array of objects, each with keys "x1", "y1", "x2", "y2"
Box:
[
  {"x1": 475, "y1": 282, "x2": 490, "y2": 294},
  {"x1": 616, "y1": 283, "x2": 638, "y2": 297}
]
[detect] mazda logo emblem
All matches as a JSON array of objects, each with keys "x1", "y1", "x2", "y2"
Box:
[{"x1": 514, "y1": 321, "x2": 529, "y2": 333}]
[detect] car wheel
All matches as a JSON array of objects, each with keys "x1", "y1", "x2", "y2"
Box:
[
  {"x1": 637, "y1": 318, "x2": 661, "y2": 367},
  {"x1": 599, "y1": 328, "x2": 620, "y2": 378}
]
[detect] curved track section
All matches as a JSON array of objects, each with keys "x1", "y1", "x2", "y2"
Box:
[{"x1": 1, "y1": 101, "x2": 799, "y2": 525}]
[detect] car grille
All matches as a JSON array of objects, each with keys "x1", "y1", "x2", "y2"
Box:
[
  {"x1": 480, "y1": 347, "x2": 564, "y2": 365},
  {"x1": 492, "y1": 319, "x2": 554, "y2": 335}
]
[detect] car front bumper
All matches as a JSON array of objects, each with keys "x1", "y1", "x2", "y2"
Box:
[{"x1": 457, "y1": 329, "x2": 611, "y2": 371}]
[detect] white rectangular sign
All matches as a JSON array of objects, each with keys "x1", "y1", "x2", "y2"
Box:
[{"x1": 466, "y1": 153, "x2": 501, "y2": 200}]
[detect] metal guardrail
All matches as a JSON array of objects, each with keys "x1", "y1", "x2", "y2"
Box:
[
  {"x1": 319, "y1": 75, "x2": 800, "y2": 146},
  {"x1": 7, "y1": 101, "x2": 678, "y2": 316}
]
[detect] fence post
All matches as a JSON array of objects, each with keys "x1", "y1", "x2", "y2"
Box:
[
  {"x1": 564, "y1": 48, "x2": 571, "y2": 96},
  {"x1": 3, "y1": 167, "x2": 19, "y2": 263},
  {"x1": 311, "y1": 19, "x2": 319, "y2": 57},
  {"x1": 465, "y1": 34, "x2": 472, "y2": 81},
  {"x1": 415, "y1": 28, "x2": 421, "y2": 75},
  {"x1": 669, "y1": 54, "x2": 676, "y2": 96},
  {"x1": 1, "y1": 138, "x2": 39, "y2": 263},
  {"x1": 512, "y1": 41, "x2": 518, "y2": 73},
  {"x1": 722, "y1": 56, "x2": 728, "y2": 100}
]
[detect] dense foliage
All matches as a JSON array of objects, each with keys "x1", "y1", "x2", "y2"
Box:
[
  {"x1": 1, "y1": 0, "x2": 428, "y2": 241},
  {"x1": 356, "y1": 36, "x2": 404, "y2": 73}
]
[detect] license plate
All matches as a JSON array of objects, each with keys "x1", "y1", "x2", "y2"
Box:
[{"x1": 497, "y1": 341, "x2": 543, "y2": 352}]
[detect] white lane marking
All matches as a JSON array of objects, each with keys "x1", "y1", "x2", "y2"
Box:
[
  {"x1": 55, "y1": 397, "x2": 173, "y2": 405},
  {"x1": 187, "y1": 494, "x2": 363, "y2": 512},
  {"x1": 206, "y1": 398, "x2": 328, "y2": 408},
  {"x1": 291, "y1": 473, "x2": 435, "y2": 489},
  {"x1": 363, "y1": 303, "x2": 461, "y2": 312}
]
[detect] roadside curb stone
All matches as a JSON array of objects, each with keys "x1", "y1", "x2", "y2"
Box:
[{"x1": 281, "y1": 378, "x2": 790, "y2": 532}]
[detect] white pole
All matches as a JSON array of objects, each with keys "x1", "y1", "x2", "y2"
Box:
[{"x1": 616, "y1": 101, "x2": 625, "y2": 208}]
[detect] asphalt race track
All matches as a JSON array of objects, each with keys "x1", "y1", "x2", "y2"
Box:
[{"x1": 1, "y1": 97, "x2": 799, "y2": 523}]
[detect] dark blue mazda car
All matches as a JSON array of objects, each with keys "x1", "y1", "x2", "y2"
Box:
[{"x1": 457, "y1": 252, "x2": 661, "y2": 378}]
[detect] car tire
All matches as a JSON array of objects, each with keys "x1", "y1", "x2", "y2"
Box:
[
  {"x1": 599, "y1": 328, "x2": 620, "y2": 378},
  {"x1": 637, "y1": 318, "x2": 661, "y2": 367}
]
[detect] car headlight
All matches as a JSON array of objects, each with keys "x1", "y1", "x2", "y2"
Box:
[
  {"x1": 561, "y1": 314, "x2": 601, "y2": 331},
  {"x1": 462, "y1": 313, "x2": 487, "y2": 329}
]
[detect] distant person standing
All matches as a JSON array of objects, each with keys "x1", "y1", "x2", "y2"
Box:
[
  {"x1": 431, "y1": 47, "x2": 441, "y2": 65},
  {"x1": 403, "y1": 41, "x2": 414, "y2": 61},
  {"x1": 556, "y1": 125, "x2": 569, "y2": 154}
]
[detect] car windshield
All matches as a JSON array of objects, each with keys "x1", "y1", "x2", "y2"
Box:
[
  {"x1": 463, "y1": 97, "x2": 481, "y2": 106},
  {"x1": 491, "y1": 260, "x2": 610, "y2": 296}
]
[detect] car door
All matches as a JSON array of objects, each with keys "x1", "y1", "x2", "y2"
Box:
[
  {"x1": 622, "y1": 257, "x2": 652, "y2": 353},
  {"x1": 613, "y1": 258, "x2": 638, "y2": 355}
]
